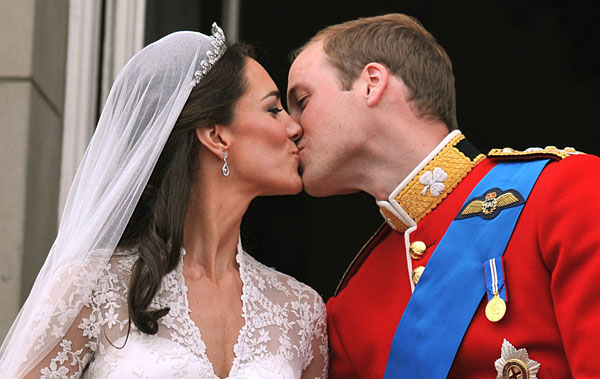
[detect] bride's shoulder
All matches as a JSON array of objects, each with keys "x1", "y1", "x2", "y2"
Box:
[
  {"x1": 110, "y1": 245, "x2": 140, "y2": 271},
  {"x1": 48, "y1": 246, "x2": 138, "y2": 288}
]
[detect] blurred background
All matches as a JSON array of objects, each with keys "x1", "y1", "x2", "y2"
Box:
[{"x1": 1, "y1": 0, "x2": 598, "y2": 340}]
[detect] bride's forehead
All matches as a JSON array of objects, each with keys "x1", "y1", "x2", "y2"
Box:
[
  {"x1": 244, "y1": 59, "x2": 273, "y2": 83},
  {"x1": 241, "y1": 59, "x2": 278, "y2": 97}
]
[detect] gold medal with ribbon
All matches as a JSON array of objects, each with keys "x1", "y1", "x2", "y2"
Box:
[
  {"x1": 484, "y1": 257, "x2": 508, "y2": 322},
  {"x1": 485, "y1": 293, "x2": 506, "y2": 322}
]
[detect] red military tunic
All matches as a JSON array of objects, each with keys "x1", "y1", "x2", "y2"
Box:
[{"x1": 327, "y1": 131, "x2": 600, "y2": 378}]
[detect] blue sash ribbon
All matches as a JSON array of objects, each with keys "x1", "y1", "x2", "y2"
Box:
[{"x1": 384, "y1": 159, "x2": 549, "y2": 378}]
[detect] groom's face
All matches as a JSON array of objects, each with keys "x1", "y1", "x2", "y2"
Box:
[{"x1": 287, "y1": 41, "x2": 364, "y2": 196}]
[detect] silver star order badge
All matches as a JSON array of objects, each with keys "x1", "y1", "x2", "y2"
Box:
[{"x1": 495, "y1": 339, "x2": 540, "y2": 379}]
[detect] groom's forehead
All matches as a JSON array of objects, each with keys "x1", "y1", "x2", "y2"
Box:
[
  {"x1": 289, "y1": 49, "x2": 335, "y2": 88},
  {"x1": 290, "y1": 41, "x2": 327, "y2": 73}
]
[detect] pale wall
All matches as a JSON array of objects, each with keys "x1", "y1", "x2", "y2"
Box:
[{"x1": 0, "y1": 0, "x2": 68, "y2": 341}]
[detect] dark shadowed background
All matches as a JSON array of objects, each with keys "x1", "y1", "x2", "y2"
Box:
[{"x1": 145, "y1": 0, "x2": 600, "y2": 300}]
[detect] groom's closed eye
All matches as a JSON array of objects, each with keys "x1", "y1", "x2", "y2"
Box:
[
  {"x1": 287, "y1": 88, "x2": 308, "y2": 117},
  {"x1": 296, "y1": 96, "x2": 308, "y2": 111}
]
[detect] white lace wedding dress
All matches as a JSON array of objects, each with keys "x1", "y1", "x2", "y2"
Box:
[{"x1": 33, "y1": 243, "x2": 328, "y2": 378}]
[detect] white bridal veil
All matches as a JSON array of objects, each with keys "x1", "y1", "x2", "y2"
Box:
[{"x1": 0, "y1": 24, "x2": 226, "y2": 377}]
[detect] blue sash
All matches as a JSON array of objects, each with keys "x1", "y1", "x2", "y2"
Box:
[{"x1": 384, "y1": 159, "x2": 549, "y2": 378}]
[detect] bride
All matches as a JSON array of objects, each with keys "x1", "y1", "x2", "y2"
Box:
[{"x1": 0, "y1": 24, "x2": 328, "y2": 378}]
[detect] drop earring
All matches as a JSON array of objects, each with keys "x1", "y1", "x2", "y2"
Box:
[{"x1": 221, "y1": 151, "x2": 230, "y2": 176}]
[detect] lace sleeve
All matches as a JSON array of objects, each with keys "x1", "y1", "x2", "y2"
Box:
[
  {"x1": 19, "y1": 255, "x2": 132, "y2": 378},
  {"x1": 24, "y1": 304, "x2": 97, "y2": 379},
  {"x1": 302, "y1": 293, "x2": 329, "y2": 379}
]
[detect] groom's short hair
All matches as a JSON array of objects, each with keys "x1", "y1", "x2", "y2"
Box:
[{"x1": 293, "y1": 13, "x2": 458, "y2": 131}]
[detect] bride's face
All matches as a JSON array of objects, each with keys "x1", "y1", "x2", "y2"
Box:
[{"x1": 227, "y1": 58, "x2": 303, "y2": 196}]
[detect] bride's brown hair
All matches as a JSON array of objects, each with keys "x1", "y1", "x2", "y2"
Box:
[{"x1": 118, "y1": 43, "x2": 254, "y2": 334}]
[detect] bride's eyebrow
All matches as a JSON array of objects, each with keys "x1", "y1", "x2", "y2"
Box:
[{"x1": 261, "y1": 90, "x2": 281, "y2": 101}]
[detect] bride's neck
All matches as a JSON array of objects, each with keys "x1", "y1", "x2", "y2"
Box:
[{"x1": 182, "y1": 171, "x2": 254, "y2": 281}]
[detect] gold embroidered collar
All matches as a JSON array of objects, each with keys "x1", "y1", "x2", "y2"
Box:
[{"x1": 376, "y1": 131, "x2": 485, "y2": 232}]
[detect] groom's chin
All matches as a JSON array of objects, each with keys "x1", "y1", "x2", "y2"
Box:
[
  {"x1": 302, "y1": 176, "x2": 361, "y2": 197},
  {"x1": 299, "y1": 175, "x2": 318, "y2": 197},
  {"x1": 301, "y1": 179, "x2": 333, "y2": 198},
  {"x1": 300, "y1": 167, "x2": 340, "y2": 197}
]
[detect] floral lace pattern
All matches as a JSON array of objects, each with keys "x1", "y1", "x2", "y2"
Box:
[{"x1": 36, "y1": 244, "x2": 328, "y2": 378}]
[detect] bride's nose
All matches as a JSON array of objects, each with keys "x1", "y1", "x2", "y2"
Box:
[{"x1": 285, "y1": 113, "x2": 303, "y2": 142}]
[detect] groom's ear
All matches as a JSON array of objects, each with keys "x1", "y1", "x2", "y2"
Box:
[
  {"x1": 360, "y1": 62, "x2": 388, "y2": 107},
  {"x1": 195, "y1": 125, "x2": 230, "y2": 158}
]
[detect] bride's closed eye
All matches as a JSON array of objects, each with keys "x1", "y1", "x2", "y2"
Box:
[{"x1": 268, "y1": 107, "x2": 283, "y2": 117}]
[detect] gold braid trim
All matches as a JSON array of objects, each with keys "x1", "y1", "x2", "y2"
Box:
[
  {"x1": 394, "y1": 134, "x2": 484, "y2": 224},
  {"x1": 379, "y1": 207, "x2": 409, "y2": 233}
]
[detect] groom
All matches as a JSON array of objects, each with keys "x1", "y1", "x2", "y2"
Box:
[{"x1": 287, "y1": 13, "x2": 600, "y2": 378}]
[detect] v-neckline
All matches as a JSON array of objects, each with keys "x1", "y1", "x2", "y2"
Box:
[{"x1": 178, "y1": 242, "x2": 250, "y2": 378}]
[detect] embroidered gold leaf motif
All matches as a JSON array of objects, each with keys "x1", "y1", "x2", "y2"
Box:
[
  {"x1": 455, "y1": 188, "x2": 525, "y2": 220},
  {"x1": 460, "y1": 200, "x2": 484, "y2": 216},
  {"x1": 496, "y1": 193, "x2": 519, "y2": 208},
  {"x1": 397, "y1": 134, "x2": 480, "y2": 223}
]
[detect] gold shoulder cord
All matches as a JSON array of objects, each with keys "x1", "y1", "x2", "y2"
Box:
[
  {"x1": 488, "y1": 146, "x2": 583, "y2": 161},
  {"x1": 334, "y1": 223, "x2": 387, "y2": 296}
]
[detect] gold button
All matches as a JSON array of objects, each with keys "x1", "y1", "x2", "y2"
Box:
[
  {"x1": 564, "y1": 146, "x2": 576, "y2": 153},
  {"x1": 412, "y1": 266, "x2": 425, "y2": 285},
  {"x1": 545, "y1": 145, "x2": 557, "y2": 150},
  {"x1": 409, "y1": 241, "x2": 427, "y2": 259}
]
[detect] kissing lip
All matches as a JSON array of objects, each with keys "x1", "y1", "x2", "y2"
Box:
[{"x1": 292, "y1": 143, "x2": 304, "y2": 156}]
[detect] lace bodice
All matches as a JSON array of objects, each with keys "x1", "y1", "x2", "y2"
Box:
[{"x1": 33, "y1": 244, "x2": 328, "y2": 378}]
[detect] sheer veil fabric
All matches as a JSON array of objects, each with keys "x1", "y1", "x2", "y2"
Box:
[{"x1": 0, "y1": 24, "x2": 226, "y2": 377}]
